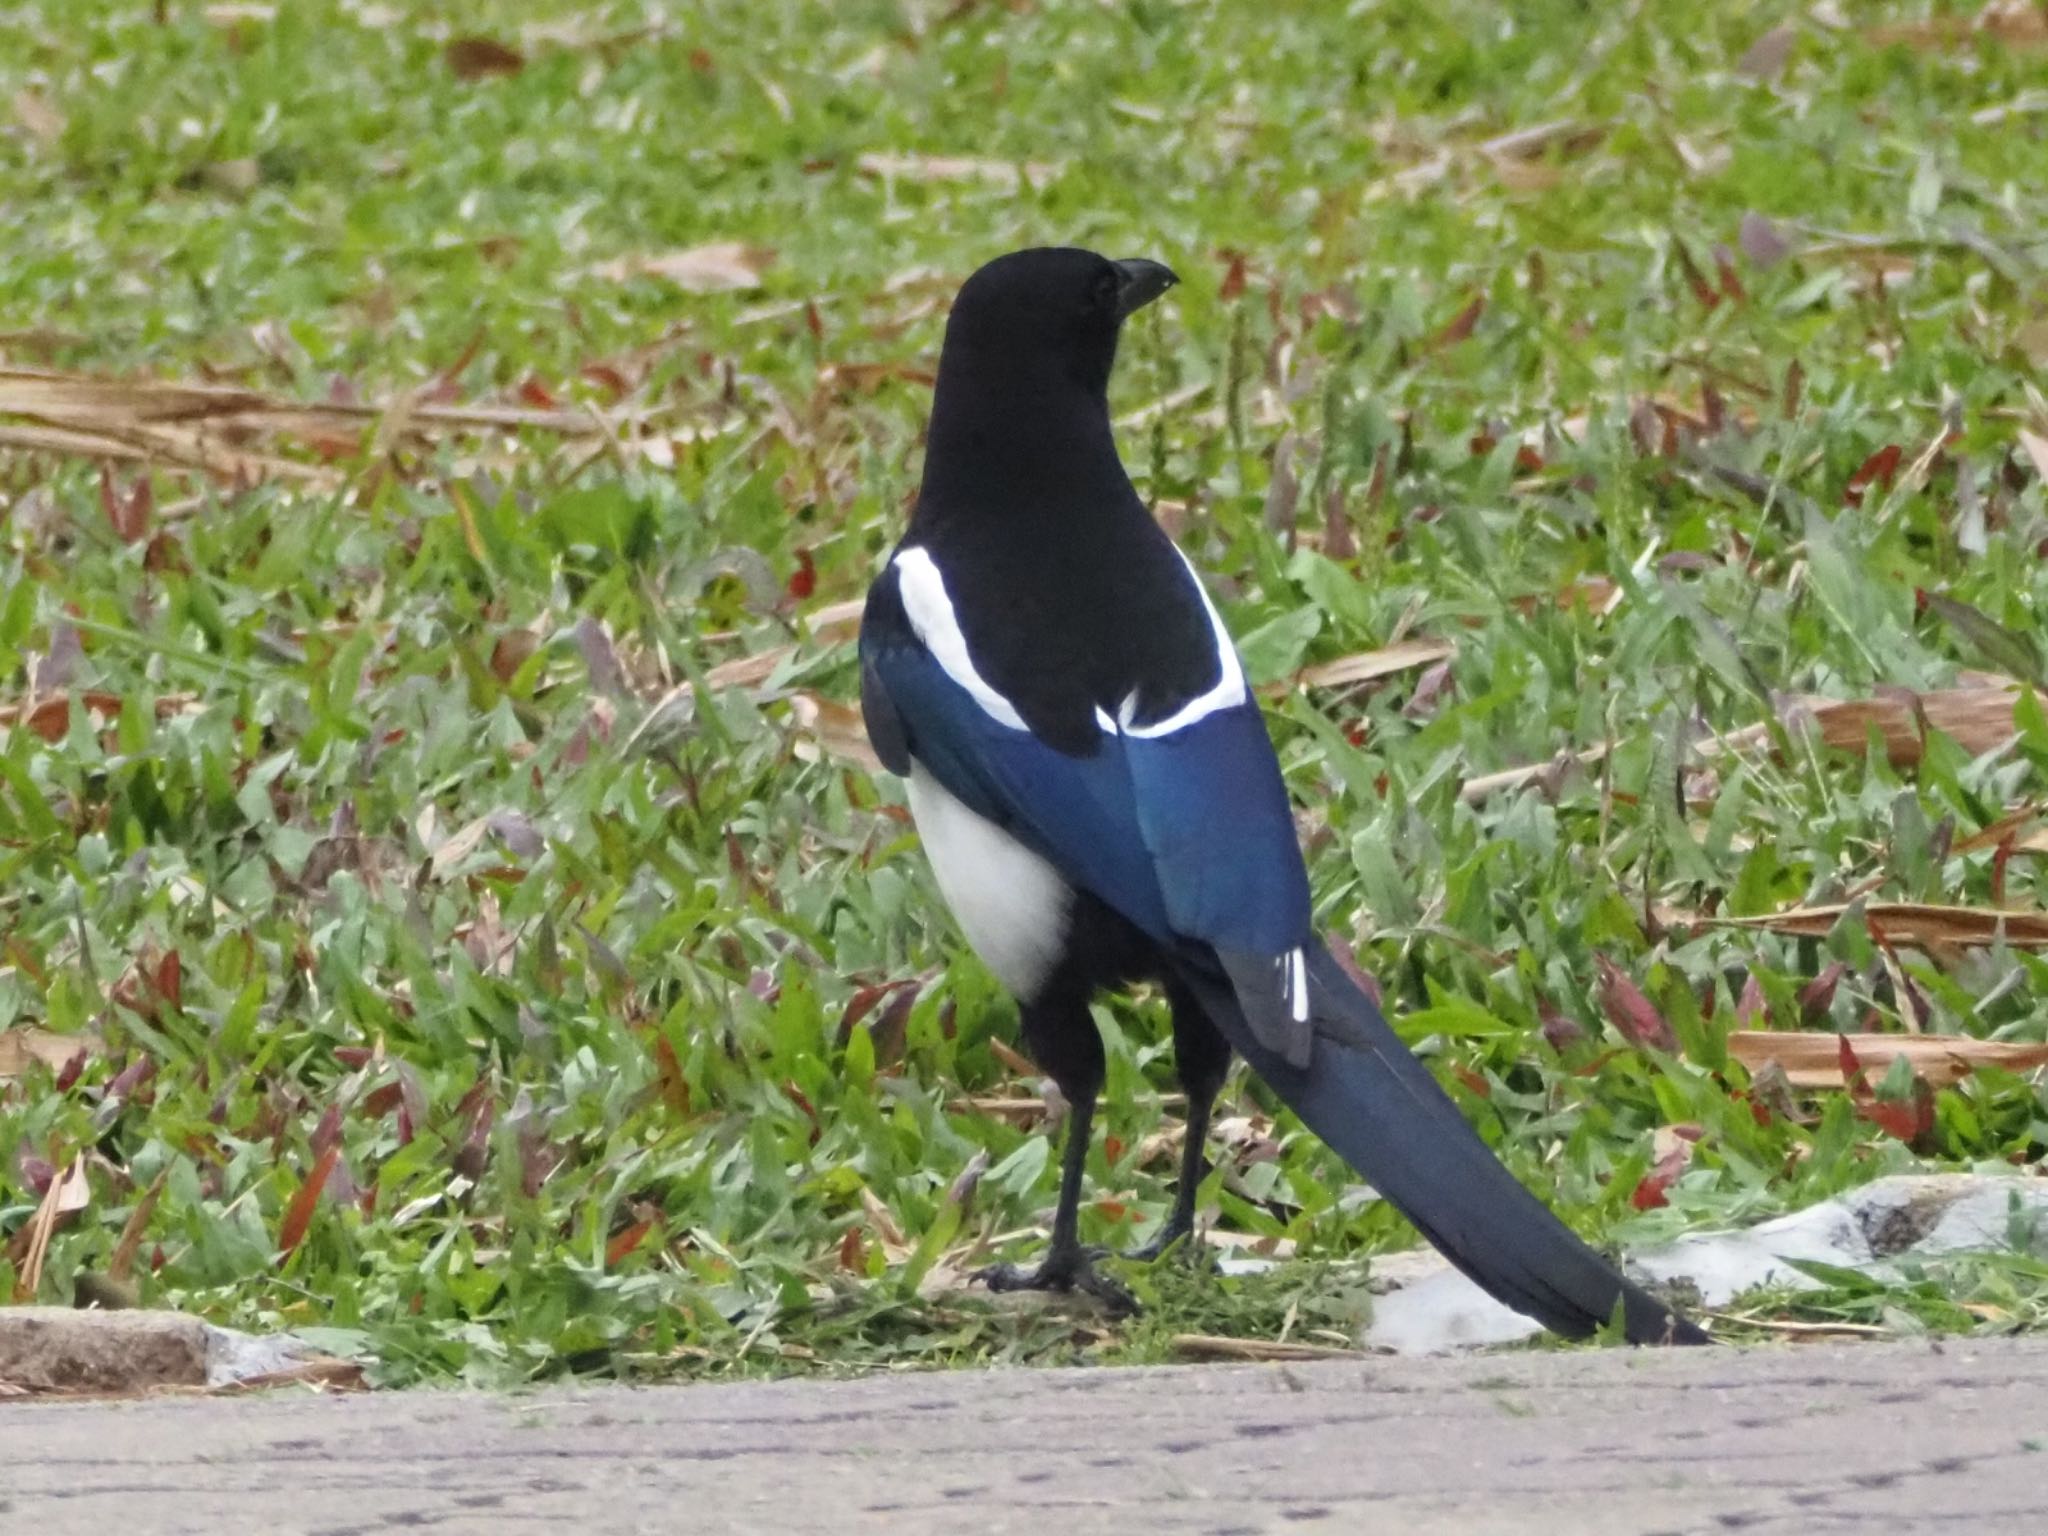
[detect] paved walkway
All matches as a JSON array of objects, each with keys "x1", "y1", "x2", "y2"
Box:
[{"x1": 9, "y1": 1338, "x2": 2048, "y2": 1535}]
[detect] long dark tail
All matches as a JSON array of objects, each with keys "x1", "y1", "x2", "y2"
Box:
[{"x1": 1177, "y1": 940, "x2": 1709, "y2": 1346}]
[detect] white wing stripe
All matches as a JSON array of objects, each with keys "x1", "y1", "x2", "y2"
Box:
[
  {"x1": 1117, "y1": 547, "x2": 1248, "y2": 738},
  {"x1": 893, "y1": 546, "x2": 1029, "y2": 731}
]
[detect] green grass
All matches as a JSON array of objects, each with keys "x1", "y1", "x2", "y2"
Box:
[{"x1": 4, "y1": 0, "x2": 2048, "y2": 1385}]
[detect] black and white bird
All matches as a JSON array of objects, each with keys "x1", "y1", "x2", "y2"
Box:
[{"x1": 859, "y1": 246, "x2": 1706, "y2": 1344}]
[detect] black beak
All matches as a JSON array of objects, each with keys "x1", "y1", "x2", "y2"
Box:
[{"x1": 1112, "y1": 257, "x2": 1179, "y2": 320}]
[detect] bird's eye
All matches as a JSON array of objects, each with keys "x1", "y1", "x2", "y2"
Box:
[{"x1": 1089, "y1": 267, "x2": 1121, "y2": 310}]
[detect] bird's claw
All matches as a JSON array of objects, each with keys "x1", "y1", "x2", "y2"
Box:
[{"x1": 976, "y1": 1247, "x2": 1136, "y2": 1314}]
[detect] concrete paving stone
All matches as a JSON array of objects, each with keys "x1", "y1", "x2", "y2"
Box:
[{"x1": 9, "y1": 1337, "x2": 2048, "y2": 1534}]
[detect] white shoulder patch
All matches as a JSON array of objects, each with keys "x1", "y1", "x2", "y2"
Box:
[
  {"x1": 1117, "y1": 547, "x2": 1249, "y2": 739},
  {"x1": 893, "y1": 546, "x2": 1028, "y2": 731}
]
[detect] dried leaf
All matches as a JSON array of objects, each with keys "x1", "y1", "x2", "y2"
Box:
[
  {"x1": 587, "y1": 242, "x2": 775, "y2": 293},
  {"x1": 1459, "y1": 743, "x2": 1613, "y2": 804},
  {"x1": 855, "y1": 153, "x2": 1062, "y2": 188},
  {"x1": 12, "y1": 88, "x2": 64, "y2": 145},
  {"x1": 0, "y1": 1027, "x2": 101, "y2": 1080},
  {"x1": 427, "y1": 816, "x2": 493, "y2": 878},
  {"x1": 1729, "y1": 1030, "x2": 2048, "y2": 1088},
  {"x1": 1736, "y1": 25, "x2": 1796, "y2": 80},
  {"x1": 0, "y1": 364, "x2": 634, "y2": 488},
  {"x1": 1295, "y1": 639, "x2": 1455, "y2": 690},
  {"x1": 788, "y1": 690, "x2": 882, "y2": 772},
  {"x1": 2018, "y1": 429, "x2": 2048, "y2": 483},
  {"x1": 1712, "y1": 684, "x2": 2046, "y2": 769},
  {"x1": 1172, "y1": 1335, "x2": 1357, "y2": 1362},
  {"x1": 1739, "y1": 211, "x2": 1791, "y2": 270},
  {"x1": 1722, "y1": 903, "x2": 2048, "y2": 949},
  {"x1": 1872, "y1": 4, "x2": 2048, "y2": 51}
]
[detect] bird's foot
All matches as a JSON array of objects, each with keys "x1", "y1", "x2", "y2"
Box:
[
  {"x1": 977, "y1": 1244, "x2": 1136, "y2": 1315},
  {"x1": 1121, "y1": 1222, "x2": 1194, "y2": 1265}
]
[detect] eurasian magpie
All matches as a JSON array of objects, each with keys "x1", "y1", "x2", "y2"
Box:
[{"x1": 859, "y1": 246, "x2": 1707, "y2": 1345}]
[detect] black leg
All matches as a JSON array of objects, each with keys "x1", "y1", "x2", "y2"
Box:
[
  {"x1": 977, "y1": 992, "x2": 1134, "y2": 1312},
  {"x1": 1126, "y1": 982, "x2": 1232, "y2": 1264}
]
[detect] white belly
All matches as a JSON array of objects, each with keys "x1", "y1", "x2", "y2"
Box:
[{"x1": 905, "y1": 768, "x2": 1072, "y2": 999}]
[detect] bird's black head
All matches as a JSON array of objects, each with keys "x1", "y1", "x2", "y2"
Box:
[{"x1": 938, "y1": 247, "x2": 1178, "y2": 397}]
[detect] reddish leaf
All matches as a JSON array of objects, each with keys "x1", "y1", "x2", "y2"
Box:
[
  {"x1": 1837, "y1": 1032, "x2": 1871, "y2": 1096},
  {"x1": 1629, "y1": 1132, "x2": 1694, "y2": 1210},
  {"x1": 361, "y1": 1081, "x2": 405, "y2": 1118},
  {"x1": 149, "y1": 948, "x2": 182, "y2": 1009},
  {"x1": 21, "y1": 696, "x2": 69, "y2": 742},
  {"x1": 103, "y1": 1055, "x2": 156, "y2": 1108},
  {"x1": 490, "y1": 629, "x2": 539, "y2": 684},
  {"x1": 1594, "y1": 955, "x2": 1678, "y2": 1052},
  {"x1": 309, "y1": 1101, "x2": 344, "y2": 1158},
  {"x1": 1713, "y1": 244, "x2": 1746, "y2": 304},
  {"x1": 1539, "y1": 1002, "x2": 1587, "y2": 1052},
  {"x1": 837, "y1": 1225, "x2": 868, "y2": 1272},
  {"x1": 787, "y1": 546, "x2": 817, "y2": 601},
  {"x1": 445, "y1": 36, "x2": 525, "y2": 79},
  {"x1": 1432, "y1": 294, "x2": 1485, "y2": 349},
  {"x1": 1800, "y1": 961, "x2": 1847, "y2": 1021},
  {"x1": 1674, "y1": 240, "x2": 1720, "y2": 310},
  {"x1": 1402, "y1": 659, "x2": 1455, "y2": 721},
  {"x1": 1217, "y1": 249, "x2": 1248, "y2": 301},
  {"x1": 1451, "y1": 1065, "x2": 1492, "y2": 1099},
  {"x1": 1858, "y1": 1083, "x2": 1935, "y2": 1144},
  {"x1": 98, "y1": 466, "x2": 152, "y2": 543},
  {"x1": 1740, "y1": 211, "x2": 1792, "y2": 269},
  {"x1": 606, "y1": 1217, "x2": 656, "y2": 1268},
  {"x1": 1323, "y1": 937, "x2": 1383, "y2": 1009},
  {"x1": 654, "y1": 1036, "x2": 691, "y2": 1118},
  {"x1": 277, "y1": 1144, "x2": 340, "y2": 1260},
  {"x1": 838, "y1": 982, "x2": 895, "y2": 1039},
  {"x1": 1321, "y1": 483, "x2": 1356, "y2": 560},
  {"x1": 867, "y1": 983, "x2": 920, "y2": 1067},
  {"x1": 1736, "y1": 971, "x2": 1768, "y2": 1027},
  {"x1": 784, "y1": 1080, "x2": 821, "y2": 1145},
  {"x1": 580, "y1": 362, "x2": 632, "y2": 399},
  {"x1": 1844, "y1": 444, "x2": 1902, "y2": 507},
  {"x1": 516, "y1": 375, "x2": 559, "y2": 409}
]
